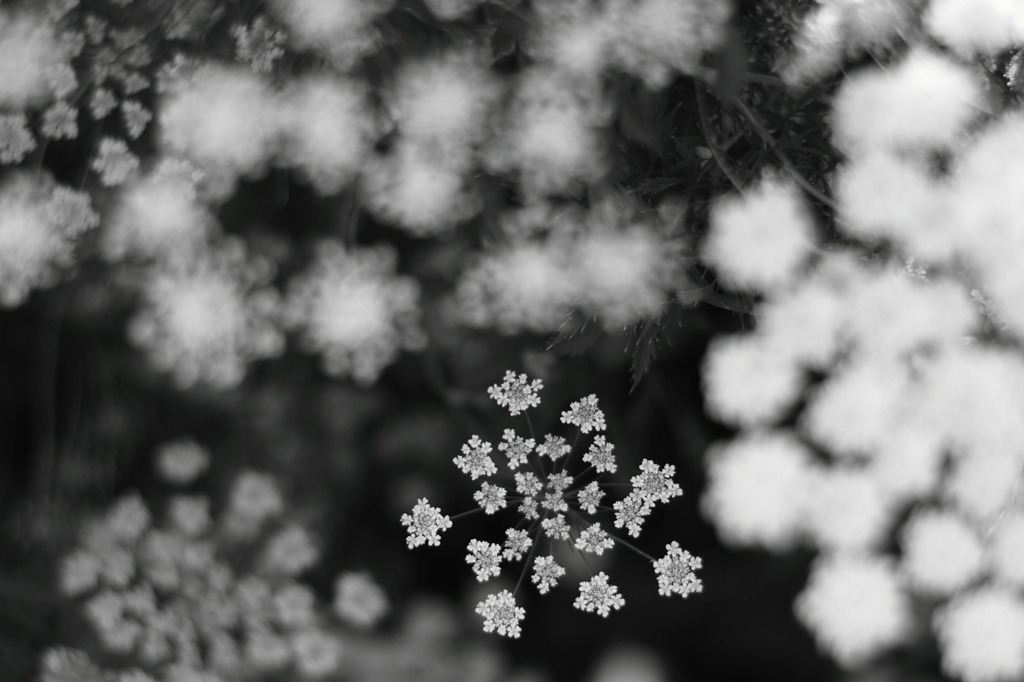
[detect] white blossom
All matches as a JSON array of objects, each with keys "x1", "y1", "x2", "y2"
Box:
[
  {"x1": 473, "y1": 482, "x2": 508, "y2": 515},
  {"x1": 532, "y1": 555, "x2": 565, "y2": 595},
  {"x1": 542, "y1": 514, "x2": 571, "y2": 541},
  {"x1": 574, "y1": 572, "x2": 625, "y2": 617},
  {"x1": 454, "y1": 435, "x2": 497, "y2": 480},
  {"x1": 582, "y1": 435, "x2": 616, "y2": 473},
  {"x1": 575, "y1": 523, "x2": 614, "y2": 555},
  {"x1": 333, "y1": 572, "x2": 389, "y2": 629},
  {"x1": 476, "y1": 589, "x2": 525, "y2": 638},
  {"x1": 537, "y1": 434, "x2": 571, "y2": 461},
  {"x1": 653, "y1": 542, "x2": 702, "y2": 598},
  {"x1": 934, "y1": 585, "x2": 1024, "y2": 682},
  {"x1": 703, "y1": 177, "x2": 814, "y2": 292},
  {"x1": 795, "y1": 554, "x2": 911, "y2": 668},
  {"x1": 401, "y1": 498, "x2": 453, "y2": 549},
  {"x1": 154, "y1": 439, "x2": 210, "y2": 485},
  {"x1": 577, "y1": 481, "x2": 605, "y2": 515},
  {"x1": 613, "y1": 491, "x2": 652, "y2": 538},
  {"x1": 503, "y1": 528, "x2": 533, "y2": 562},
  {"x1": 498, "y1": 429, "x2": 535, "y2": 470},
  {"x1": 631, "y1": 459, "x2": 682, "y2": 506},
  {"x1": 487, "y1": 371, "x2": 543, "y2": 416},
  {"x1": 561, "y1": 394, "x2": 606, "y2": 433}
]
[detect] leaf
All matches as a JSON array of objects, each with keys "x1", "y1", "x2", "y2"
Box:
[
  {"x1": 633, "y1": 177, "x2": 683, "y2": 195},
  {"x1": 546, "y1": 310, "x2": 604, "y2": 356},
  {"x1": 676, "y1": 284, "x2": 715, "y2": 307},
  {"x1": 628, "y1": 318, "x2": 663, "y2": 393}
]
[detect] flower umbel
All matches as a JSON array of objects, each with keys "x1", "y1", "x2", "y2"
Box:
[
  {"x1": 476, "y1": 590, "x2": 525, "y2": 638},
  {"x1": 488, "y1": 370, "x2": 544, "y2": 415},
  {"x1": 561, "y1": 394, "x2": 607, "y2": 433},
  {"x1": 401, "y1": 370, "x2": 700, "y2": 636},
  {"x1": 653, "y1": 542, "x2": 703, "y2": 597},
  {"x1": 574, "y1": 572, "x2": 625, "y2": 617},
  {"x1": 400, "y1": 498, "x2": 453, "y2": 549}
]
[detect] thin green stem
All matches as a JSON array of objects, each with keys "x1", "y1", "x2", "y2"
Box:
[{"x1": 695, "y1": 84, "x2": 746, "y2": 195}]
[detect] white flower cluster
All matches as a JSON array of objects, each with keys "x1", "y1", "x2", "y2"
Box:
[
  {"x1": 127, "y1": 238, "x2": 284, "y2": 389},
  {"x1": 0, "y1": 173, "x2": 98, "y2": 306},
  {"x1": 283, "y1": 240, "x2": 426, "y2": 386},
  {"x1": 699, "y1": 36, "x2": 1024, "y2": 682},
  {"x1": 531, "y1": 0, "x2": 731, "y2": 90},
  {"x1": 403, "y1": 371, "x2": 701, "y2": 637},
  {"x1": 55, "y1": 440, "x2": 383, "y2": 680},
  {"x1": 159, "y1": 62, "x2": 377, "y2": 199},
  {"x1": 453, "y1": 197, "x2": 685, "y2": 333}
]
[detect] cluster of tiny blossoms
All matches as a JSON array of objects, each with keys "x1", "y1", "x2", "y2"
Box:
[
  {"x1": 402, "y1": 370, "x2": 702, "y2": 637},
  {"x1": 699, "y1": 25, "x2": 1024, "y2": 681},
  {"x1": 49, "y1": 439, "x2": 389, "y2": 680}
]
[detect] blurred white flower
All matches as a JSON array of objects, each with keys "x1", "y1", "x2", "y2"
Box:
[
  {"x1": 92, "y1": 137, "x2": 140, "y2": 186},
  {"x1": 0, "y1": 10, "x2": 71, "y2": 109},
  {"x1": 703, "y1": 177, "x2": 814, "y2": 292},
  {"x1": 604, "y1": 0, "x2": 730, "y2": 90},
  {"x1": 284, "y1": 240, "x2": 426, "y2": 385},
  {"x1": 274, "y1": 583, "x2": 316, "y2": 629},
  {"x1": 924, "y1": 0, "x2": 1024, "y2": 55},
  {"x1": 159, "y1": 63, "x2": 282, "y2": 190},
  {"x1": 121, "y1": 100, "x2": 152, "y2": 140},
  {"x1": 453, "y1": 238, "x2": 576, "y2": 334},
  {"x1": 795, "y1": 554, "x2": 911, "y2": 668},
  {"x1": 223, "y1": 471, "x2": 285, "y2": 536},
  {"x1": 291, "y1": 629, "x2": 343, "y2": 677},
  {"x1": 154, "y1": 439, "x2": 210, "y2": 485},
  {"x1": 261, "y1": 525, "x2": 320, "y2": 576},
  {"x1": 802, "y1": 466, "x2": 893, "y2": 553},
  {"x1": 333, "y1": 571, "x2": 389, "y2": 628},
  {"x1": 800, "y1": 357, "x2": 910, "y2": 458},
  {"x1": 104, "y1": 159, "x2": 213, "y2": 262},
  {"x1": 279, "y1": 74, "x2": 376, "y2": 195},
  {"x1": 781, "y1": 0, "x2": 921, "y2": 87},
  {"x1": 572, "y1": 215, "x2": 680, "y2": 328},
  {"x1": 127, "y1": 239, "x2": 284, "y2": 389},
  {"x1": 270, "y1": 0, "x2": 392, "y2": 66},
  {"x1": 0, "y1": 112, "x2": 36, "y2": 164},
  {"x1": 701, "y1": 431, "x2": 813, "y2": 550},
  {"x1": 361, "y1": 141, "x2": 481, "y2": 236},
  {"x1": 989, "y1": 511, "x2": 1024, "y2": 589},
  {"x1": 831, "y1": 49, "x2": 982, "y2": 156},
  {"x1": 900, "y1": 508, "x2": 985, "y2": 596},
  {"x1": 702, "y1": 333, "x2": 804, "y2": 428},
  {"x1": 388, "y1": 50, "x2": 500, "y2": 159},
  {"x1": 40, "y1": 100, "x2": 78, "y2": 140},
  {"x1": 232, "y1": 16, "x2": 286, "y2": 73},
  {"x1": 485, "y1": 67, "x2": 611, "y2": 199},
  {"x1": 0, "y1": 173, "x2": 98, "y2": 307},
  {"x1": 934, "y1": 585, "x2": 1024, "y2": 682}
]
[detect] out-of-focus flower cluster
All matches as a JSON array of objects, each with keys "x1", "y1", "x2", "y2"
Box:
[
  {"x1": 452, "y1": 197, "x2": 687, "y2": 333},
  {"x1": 402, "y1": 371, "x2": 701, "y2": 638},
  {"x1": 127, "y1": 237, "x2": 285, "y2": 390},
  {"x1": 699, "y1": 28, "x2": 1024, "y2": 681},
  {"x1": 48, "y1": 439, "x2": 389, "y2": 681},
  {"x1": 283, "y1": 240, "x2": 426, "y2": 386},
  {"x1": 0, "y1": 172, "x2": 97, "y2": 307},
  {"x1": 0, "y1": 0, "x2": 739, "y2": 393}
]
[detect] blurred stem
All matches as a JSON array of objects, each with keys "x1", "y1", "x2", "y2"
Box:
[
  {"x1": 33, "y1": 293, "x2": 65, "y2": 502},
  {"x1": 514, "y1": 522, "x2": 544, "y2": 596},
  {"x1": 695, "y1": 84, "x2": 746, "y2": 194},
  {"x1": 731, "y1": 97, "x2": 838, "y2": 210}
]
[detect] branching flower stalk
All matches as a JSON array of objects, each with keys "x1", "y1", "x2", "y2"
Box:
[{"x1": 401, "y1": 370, "x2": 703, "y2": 637}]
